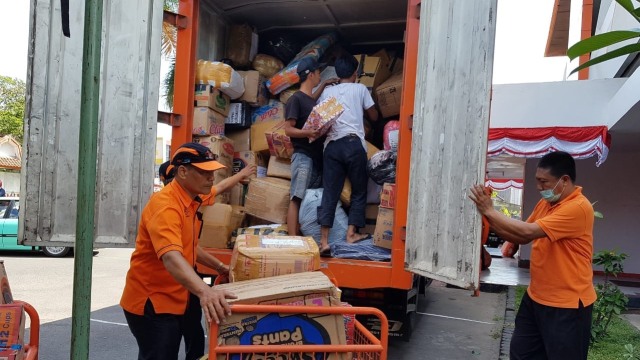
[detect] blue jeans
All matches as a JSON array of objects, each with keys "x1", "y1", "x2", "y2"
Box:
[{"x1": 318, "y1": 135, "x2": 367, "y2": 228}]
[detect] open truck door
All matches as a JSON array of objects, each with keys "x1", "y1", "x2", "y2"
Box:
[
  {"x1": 19, "y1": 0, "x2": 164, "y2": 247},
  {"x1": 402, "y1": 0, "x2": 498, "y2": 289}
]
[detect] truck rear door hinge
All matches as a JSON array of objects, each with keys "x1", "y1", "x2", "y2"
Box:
[
  {"x1": 157, "y1": 111, "x2": 182, "y2": 127},
  {"x1": 163, "y1": 10, "x2": 188, "y2": 30}
]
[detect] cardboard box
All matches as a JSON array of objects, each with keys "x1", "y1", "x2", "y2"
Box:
[
  {"x1": 244, "y1": 177, "x2": 290, "y2": 224},
  {"x1": 363, "y1": 204, "x2": 379, "y2": 236},
  {"x1": 0, "y1": 261, "x2": 14, "y2": 304},
  {"x1": 214, "y1": 168, "x2": 232, "y2": 204},
  {"x1": 237, "y1": 70, "x2": 268, "y2": 107},
  {"x1": 267, "y1": 156, "x2": 292, "y2": 180},
  {"x1": 233, "y1": 151, "x2": 268, "y2": 179},
  {"x1": 229, "y1": 235, "x2": 320, "y2": 282},
  {"x1": 194, "y1": 84, "x2": 231, "y2": 116},
  {"x1": 226, "y1": 128, "x2": 251, "y2": 152},
  {"x1": 265, "y1": 121, "x2": 294, "y2": 159},
  {"x1": 214, "y1": 272, "x2": 346, "y2": 355},
  {"x1": 380, "y1": 183, "x2": 397, "y2": 209},
  {"x1": 229, "y1": 183, "x2": 246, "y2": 206},
  {"x1": 230, "y1": 224, "x2": 289, "y2": 249},
  {"x1": 192, "y1": 135, "x2": 235, "y2": 168},
  {"x1": 199, "y1": 204, "x2": 246, "y2": 249},
  {"x1": 193, "y1": 107, "x2": 225, "y2": 136},
  {"x1": 250, "y1": 120, "x2": 280, "y2": 152},
  {"x1": 0, "y1": 304, "x2": 25, "y2": 360},
  {"x1": 225, "y1": 102, "x2": 252, "y2": 130},
  {"x1": 252, "y1": 101, "x2": 285, "y2": 124},
  {"x1": 373, "y1": 207, "x2": 394, "y2": 249},
  {"x1": 355, "y1": 50, "x2": 392, "y2": 91},
  {"x1": 374, "y1": 73, "x2": 403, "y2": 118}
]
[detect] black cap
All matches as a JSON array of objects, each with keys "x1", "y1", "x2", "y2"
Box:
[
  {"x1": 296, "y1": 57, "x2": 326, "y2": 77},
  {"x1": 170, "y1": 142, "x2": 225, "y2": 171}
]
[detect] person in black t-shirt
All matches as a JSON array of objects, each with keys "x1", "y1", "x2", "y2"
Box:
[{"x1": 284, "y1": 57, "x2": 337, "y2": 236}]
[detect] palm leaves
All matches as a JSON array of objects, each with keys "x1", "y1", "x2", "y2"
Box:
[
  {"x1": 567, "y1": 0, "x2": 640, "y2": 75},
  {"x1": 162, "y1": 0, "x2": 179, "y2": 110}
]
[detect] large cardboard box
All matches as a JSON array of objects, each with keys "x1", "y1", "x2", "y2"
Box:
[
  {"x1": 380, "y1": 183, "x2": 397, "y2": 209},
  {"x1": 233, "y1": 151, "x2": 268, "y2": 179},
  {"x1": 244, "y1": 177, "x2": 290, "y2": 224},
  {"x1": 265, "y1": 121, "x2": 294, "y2": 159},
  {"x1": 363, "y1": 204, "x2": 379, "y2": 236},
  {"x1": 0, "y1": 304, "x2": 25, "y2": 360},
  {"x1": 199, "y1": 204, "x2": 246, "y2": 249},
  {"x1": 252, "y1": 101, "x2": 285, "y2": 124},
  {"x1": 355, "y1": 50, "x2": 392, "y2": 91},
  {"x1": 214, "y1": 168, "x2": 232, "y2": 204},
  {"x1": 237, "y1": 70, "x2": 268, "y2": 107},
  {"x1": 229, "y1": 183, "x2": 246, "y2": 206},
  {"x1": 374, "y1": 73, "x2": 403, "y2": 118},
  {"x1": 373, "y1": 207, "x2": 394, "y2": 249},
  {"x1": 214, "y1": 272, "x2": 346, "y2": 355},
  {"x1": 194, "y1": 84, "x2": 231, "y2": 116},
  {"x1": 250, "y1": 120, "x2": 280, "y2": 152},
  {"x1": 225, "y1": 102, "x2": 252, "y2": 130},
  {"x1": 193, "y1": 107, "x2": 225, "y2": 136},
  {"x1": 266, "y1": 156, "x2": 292, "y2": 180},
  {"x1": 192, "y1": 135, "x2": 235, "y2": 168},
  {"x1": 0, "y1": 261, "x2": 13, "y2": 304},
  {"x1": 226, "y1": 128, "x2": 251, "y2": 152},
  {"x1": 230, "y1": 235, "x2": 320, "y2": 282}
]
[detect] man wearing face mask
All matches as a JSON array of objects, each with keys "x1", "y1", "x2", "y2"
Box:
[{"x1": 469, "y1": 151, "x2": 595, "y2": 360}]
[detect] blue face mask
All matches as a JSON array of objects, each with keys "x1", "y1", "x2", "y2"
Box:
[{"x1": 540, "y1": 179, "x2": 564, "y2": 202}]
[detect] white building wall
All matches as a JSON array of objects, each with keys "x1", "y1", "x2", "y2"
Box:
[{"x1": 0, "y1": 171, "x2": 20, "y2": 195}]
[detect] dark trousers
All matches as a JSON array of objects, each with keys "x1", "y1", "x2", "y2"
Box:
[
  {"x1": 510, "y1": 292, "x2": 592, "y2": 360},
  {"x1": 318, "y1": 135, "x2": 368, "y2": 228},
  {"x1": 124, "y1": 293, "x2": 205, "y2": 360}
]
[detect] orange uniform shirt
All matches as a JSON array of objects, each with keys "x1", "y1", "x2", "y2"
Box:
[
  {"x1": 526, "y1": 186, "x2": 597, "y2": 308},
  {"x1": 120, "y1": 181, "x2": 215, "y2": 315}
]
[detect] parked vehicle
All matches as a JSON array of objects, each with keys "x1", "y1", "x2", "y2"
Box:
[{"x1": 0, "y1": 198, "x2": 71, "y2": 257}]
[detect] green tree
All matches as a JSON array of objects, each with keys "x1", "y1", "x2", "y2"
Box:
[
  {"x1": 0, "y1": 75, "x2": 25, "y2": 143},
  {"x1": 162, "y1": 0, "x2": 179, "y2": 111}
]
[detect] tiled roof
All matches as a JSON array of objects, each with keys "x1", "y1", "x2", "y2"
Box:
[{"x1": 0, "y1": 157, "x2": 21, "y2": 169}]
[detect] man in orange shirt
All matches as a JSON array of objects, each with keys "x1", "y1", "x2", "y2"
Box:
[
  {"x1": 470, "y1": 151, "x2": 595, "y2": 360},
  {"x1": 121, "y1": 142, "x2": 255, "y2": 360}
]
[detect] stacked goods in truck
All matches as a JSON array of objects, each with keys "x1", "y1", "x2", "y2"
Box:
[
  {"x1": 199, "y1": 204, "x2": 246, "y2": 249},
  {"x1": 193, "y1": 107, "x2": 225, "y2": 136},
  {"x1": 250, "y1": 120, "x2": 280, "y2": 152},
  {"x1": 355, "y1": 50, "x2": 392, "y2": 92},
  {"x1": 380, "y1": 183, "x2": 397, "y2": 209},
  {"x1": 278, "y1": 87, "x2": 298, "y2": 105},
  {"x1": 251, "y1": 101, "x2": 285, "y2": 124},
  {"x1": 264, "y1": 121, "x2": 293, "y2": 159},
  {"x1": 195, "y1": 60, "x2": 245, "y2": 99},
  {"x1": 252, "y1": 54, "x2": 284, "y2": 78},
  {"x1": 237, "y1": 70, "x2": 268, "y2": 107},
  {"x1": 382, "y1": 120, "x2": 400, "y2": 151},
  {"x1": 244, "y1": 177, "x2": 290, "y2": 223},
  {"x1": 214, "y1": 272, "x2": 346, "y2": 352},
  {"x1": 225, "y1": 23, "x2": 258, "y2": 68},
  {"x1": 225, "y1": 102, "x2": 252, "y2": 130},
  {"x1": 229, "y1": 235, "x2": 320, "y2": 282},
  {"x1": 367, "y1": 150, "x2": 397, "y2": 185},
  {"x1": 226, "y1": 128, "x2": 251, "y2": 152},
  {"x1": 372, "y1": 184, "x2": 396, "y2": 250},
  {"x1": 0, "y1": 304, "x2": 25, "y2": 360},
  {"x1": 194, "y1": 84, "x2": 231, "y2": 116},
  {"x1": 192, "y1": 135, "x2": 234, "y2": 168},
  {"x1": 266, "y1": 157, "x2": 291, "y2": 180},
  {"x1": 302, "y1": 96, "x2": 344, "y2": 143},
  {"x1": 233, "y1": 151, "x2": 268, "y2": 179},
  {"x1": 374, "y1": 73, "x2": 403, "y2": 118}
]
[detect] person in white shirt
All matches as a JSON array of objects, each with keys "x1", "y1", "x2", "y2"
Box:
[{"x1": 316, "y1": 55, "x2": 379, "y2": 256}]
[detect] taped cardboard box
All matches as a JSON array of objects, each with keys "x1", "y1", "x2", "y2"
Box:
[
  {"x1": 252, "y1": 101, "x2": 285, "y2": 124},
  {"x1": 229, "y1": 224, "x2": 289, "y2": 249},
  {"x1": 194, "y1": 84, "x2": 231, "y2": 116},
  {"x1": 229, "y1": 235, "x2": 320, "y2": 282},
  {"x1": 237, "y1": 70, "x2": 268, "y2": 107},
  {"x1": 380, "y1": 183, "x2": 397, "y2": 209},
  {"x1": 214, "y1": 272, "x2": 346, "y2": 356},
  {"x1": 193, "y1": 107, "x2": 225, "y2": 136},
  {"x1": 199, "y1": 204, "x2": 246, "y2": 249},
  {"x1": 225, "y1": 102, "x2": 252, "y2": 130},
  {"x1": 374, "y1": 73, "x2": 403, "y2": 118},
  {"x1": 233, "y1": 151, "x2": 268, "y2": 179},
  {"x1": 355, "y1": 50, "x2": 392, "y2": 91},
  {"x1": 266, "y1": 156, "x2": 292, "y2": 180},
  {"x1": 373, "y1": 207, "x2": 393, "y2": 249},
  {"x1": 250, "y1": 120, "x2": 280, "y2": 152},
  {"x1": 226, "y1": 128, "x2": 251, "y2": 152},
  {"x1": 0, "y1": 261, "x2": 14, "y2": 304},
  {"x1": 244, "y1": 177, "x2": 290, "y2": 224},
  {"x1": 265, "y1": 121, "x2": 294, "y2": 159},
  {"x1": 193, "y1": 135, "x2": 235, "y2": 168},
  {"x1": 0, "y1": 304, "x2": 25, "y2": 360}
]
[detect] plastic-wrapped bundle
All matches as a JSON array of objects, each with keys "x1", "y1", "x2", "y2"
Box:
[
  {"x1": 299, "y1": 189, "x2": 348, "y2": 248},
  {"x1": 367, "y1": 150, "x2": 397, "y2": 185},
  {"x1": 383, "y1": 120, "x2": 400, "y2": 151},
  {"x1": 252, "y1": 54, "x2": 284, "y2": 78},
  {"x1": 330, "y1": 239, "x2": 391, "y2": 261},
  {"x1": 195, "y1": 60, "x2": 245, "y2": 99},
  {"x1": 225, "y1": 24, "x2": 254, "y2": 68}
]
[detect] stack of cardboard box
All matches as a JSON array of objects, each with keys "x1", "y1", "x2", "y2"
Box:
[{"x1": 373, "y1": 183, "x2": 396, "y2": 249}]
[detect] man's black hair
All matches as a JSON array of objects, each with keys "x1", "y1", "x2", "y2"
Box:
[
  {"x1": 537, "y1": 151, "x2": 576, "y2": 182},
  {"x1": 335, "y1": 55, "x2": 359, "y2": 79}
]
